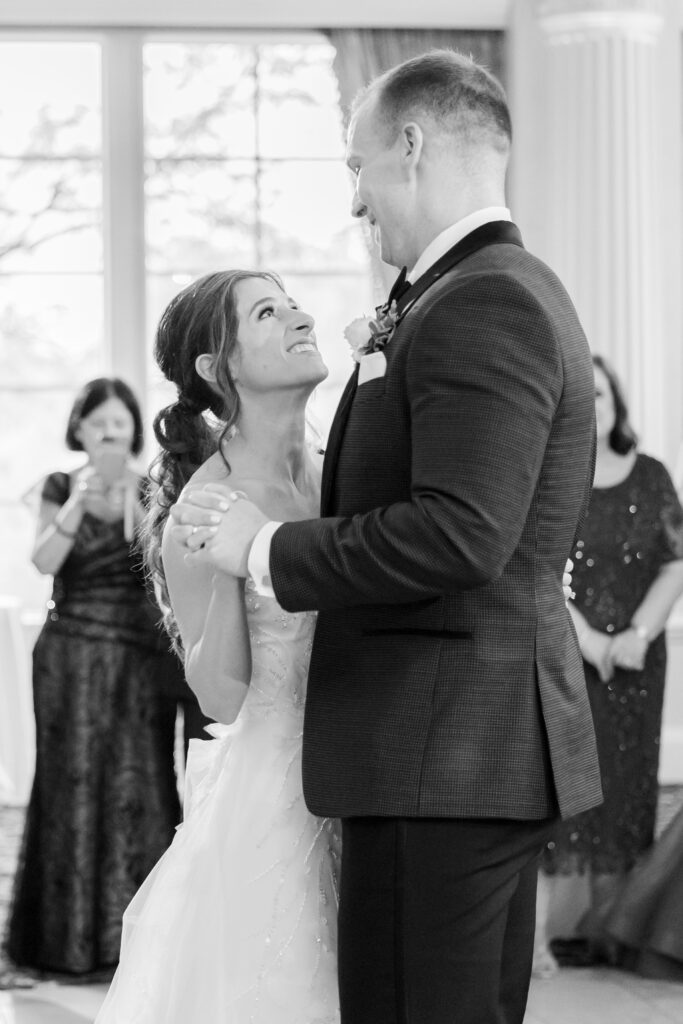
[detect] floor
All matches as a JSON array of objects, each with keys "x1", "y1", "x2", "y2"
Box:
[
  {"x1": 1, "y1": 968, "x2": 683, "y2": 1024},
  {"x1": 1, "y1": 799, "x2": 682, "y2": 1024}
]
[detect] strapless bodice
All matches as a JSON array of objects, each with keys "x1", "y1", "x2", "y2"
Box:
[
  {"x1": 238, "y1": 579, "x2": 317, "y2": 721},
  {"x1": 94, "y1": 581, "x2": 340, "y2": 1024}
]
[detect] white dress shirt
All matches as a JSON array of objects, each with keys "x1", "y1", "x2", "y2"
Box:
[
  {"x1": 406, "y1": 206, "x2": 511, "y2": 283},
  {"x1": 248, "y1": 205, "x2": 513, "y2": 599}
]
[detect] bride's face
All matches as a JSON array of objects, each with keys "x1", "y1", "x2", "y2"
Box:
[{"x1": 230, "y1": 278, "x2": 328, "y2": 395}]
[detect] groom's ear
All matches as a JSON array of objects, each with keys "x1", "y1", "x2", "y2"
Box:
[{"x1": 400, "y1": 122, "x2": 424, "y2": 170}]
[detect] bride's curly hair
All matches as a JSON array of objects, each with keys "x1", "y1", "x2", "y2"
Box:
[{"x1": 143, "y1": 269, "x2": 283, "y2": 651}]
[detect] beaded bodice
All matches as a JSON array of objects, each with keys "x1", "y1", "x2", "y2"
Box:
[
  {"x1": 572, "y1": 453, "x2": 683, "y2": 635},
  {"x1": 239, "y1": 579, "x2": 316, "y2": 723}
]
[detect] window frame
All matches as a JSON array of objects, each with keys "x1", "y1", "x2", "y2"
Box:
[
  {"x1": 0, "y1": 27, "x2": 369, "y2": 614},
  {"x1": 0, "y1": 27, "x2": 350, "y2": 424}
]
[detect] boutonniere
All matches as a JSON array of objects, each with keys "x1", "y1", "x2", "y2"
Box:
[{"x1": 344, "y1": 300, "x2": 401, "y2": 364}]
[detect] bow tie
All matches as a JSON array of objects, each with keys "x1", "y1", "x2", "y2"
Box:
[{"x1": 386, "y1": 266, "x2": 410, "y2": 306}]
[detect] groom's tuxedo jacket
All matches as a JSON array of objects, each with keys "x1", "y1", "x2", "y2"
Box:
[{"x1": 271, "y1": 221, "x2": 602, "y2": 822}]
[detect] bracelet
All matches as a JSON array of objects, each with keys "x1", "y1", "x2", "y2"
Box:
[
  {"x1": 630, "y1": 623, "x2": 649, "y2": 642},
  {"x1": 54, "y1": 521, "x2": 77, "y2": 540}
]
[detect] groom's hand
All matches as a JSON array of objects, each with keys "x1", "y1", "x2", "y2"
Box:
[{"x1": 169, "y1": 483, "x2": 269, "y2": 576}]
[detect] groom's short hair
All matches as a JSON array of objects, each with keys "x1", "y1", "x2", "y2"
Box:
[{"x1": 356, "y1": 49, "x2": 511, "y2": 155}]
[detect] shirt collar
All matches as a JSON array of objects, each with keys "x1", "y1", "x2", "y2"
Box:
[{"x1": 407, "y1": 207, "x2": 512, "y2": 284}]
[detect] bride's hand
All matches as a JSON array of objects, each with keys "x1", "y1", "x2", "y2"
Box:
[{"x1": 169, "y1": 484, "x2": 269, "y2": 577}]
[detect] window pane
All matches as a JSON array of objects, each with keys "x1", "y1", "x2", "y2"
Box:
[
  {"x1": 0, "y1": 158, "x2": 102, "y2": 273},
  {"x1": 0, "y1": 42, "x2": 101, "y2": 157},
  {"x1": 0, "y1": 389, "x2": 84, "y2": 609},
  {"x1": 146, "y1": 159, "x2": 257, "y2": 273},
  {"x1": 260, "y1": 161, "x2": 366, "y2": 270},
  {"x1": 0, "y1": 390, "x2": 84, "y2": 503},
  {"x1": 146, "y1": 274, "x2": 188, "y2": 431},
  {"x1": 142, "y1": 37, "x2": 373, "y2": 459},
  {"x1": 0, "y1": 276, "x2": 105, "y2": 388},
  {"x1": 0, "y1": 40, "x2": 104, "y2": 618},
  {"x1": 144, "y1": 43, "x2": 257, "y2": 160},
  {"x1": 258, "y1": 44, "x2": 345, "y2": 159}
]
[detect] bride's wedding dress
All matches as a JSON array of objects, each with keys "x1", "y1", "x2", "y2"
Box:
[{"x1": 96, "y1": 581, "x2": 340, "y2": 1023}]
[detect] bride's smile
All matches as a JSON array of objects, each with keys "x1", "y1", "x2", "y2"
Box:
[{"x1": 230, "y1": 277, "x2": 328, "y2": 392}]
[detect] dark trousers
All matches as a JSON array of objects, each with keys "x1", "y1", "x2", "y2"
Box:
[
  {"x1": 338, "y1": 815, "x2": 555, "y2": 1024},
  {"x1": 180, "y1": 697, "x2": 213, "y2": 760}
]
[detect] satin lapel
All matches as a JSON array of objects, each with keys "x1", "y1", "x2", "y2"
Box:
[
  {"x1": 321, "y1": 223, "x2": 522, "y2": 515},
  {"x1": 396, "y1": 220, "x2": 524, "y2": 319},
  {"x1": 321, "y1": 363, "x2": 359, "y2": 516}
]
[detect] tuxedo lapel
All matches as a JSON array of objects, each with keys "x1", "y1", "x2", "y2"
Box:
[
  {"x1": 321, "y1": 222, "x2": 523, "y2": 516},
  {"x1": 321, "y1": 363, "x2": 359, "y2": 515},
  {"x1": 397, "y1": 220, "x2": 524, "y2": 319}
]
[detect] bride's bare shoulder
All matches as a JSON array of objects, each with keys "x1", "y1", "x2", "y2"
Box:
[
  {"x1": 184, "y1": 451, "x2": 233, "y2": 490},
  {"x1": 180, "y1": 450, "x2": 260, "y2": 503},
  {"x1": 160, "y1": 510, "x2": 214, "y2": 653}
]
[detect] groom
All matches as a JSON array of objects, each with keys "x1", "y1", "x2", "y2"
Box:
[{"x1": 173, "y1": 51, "x2": 602, "y2": 1024}]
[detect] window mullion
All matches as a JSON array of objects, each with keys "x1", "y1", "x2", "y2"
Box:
[
  {"x1": 102, "y1": 31, "x2": 147, "y2": 416},
  {"x1": 254, "y1": 45, "x2": 263, "y2": 268}
]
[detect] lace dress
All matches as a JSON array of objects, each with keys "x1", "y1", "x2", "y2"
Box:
[
  {"x1": 95, "y1": 582, "x2": 341, "y2": 1024},
  {"x1": 4, "y1": 472, "x2": 181, "y2": 974},
  {"x1": 543, "y1": 454, "x2": 683, "y2": 875}
]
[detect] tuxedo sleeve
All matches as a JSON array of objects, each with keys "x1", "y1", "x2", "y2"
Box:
[{"x1": 270, "y1": 274, "x2": 564, "y2": 611}]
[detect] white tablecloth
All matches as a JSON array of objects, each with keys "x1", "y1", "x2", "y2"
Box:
[{"x1": 0, "y1": 597, "x2": 36, "y2": 804}]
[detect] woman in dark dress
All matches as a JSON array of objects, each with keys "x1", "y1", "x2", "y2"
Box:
[
  {"x1": 534, "y1": 355, "x2": 683, "y2": 976},
  {"x1": 4, "y1": 378, "x2": 181, "y2": 977}
]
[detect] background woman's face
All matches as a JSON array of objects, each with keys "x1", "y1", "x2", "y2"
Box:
[
  {"x1": 75, "y1": 395, "x2": 136, "y2": 460},
  {"x1": 593, "y1": 364, "x2": 616, "y2": 444}
]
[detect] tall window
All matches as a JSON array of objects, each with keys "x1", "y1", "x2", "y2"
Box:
[
  {"x1": 0, "y1": 33, "x2": 372, "y2": 615},
  {"x1": 0, "y1": 40, "x2": 104, "y2": 610},
  {"x1": 143, "y1": 40, "x2": 369, "y2": 426}
]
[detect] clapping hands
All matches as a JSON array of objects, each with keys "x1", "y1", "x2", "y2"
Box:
[{"x1": 76, "y1": 465, "x2": 140, "y2": 534}]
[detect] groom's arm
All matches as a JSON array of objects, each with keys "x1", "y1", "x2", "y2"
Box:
[{"x1": 270, "y1": 274, "x2": 568, "y2": 612}]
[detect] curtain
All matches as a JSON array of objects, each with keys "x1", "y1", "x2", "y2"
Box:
[{"x1": 323, "y1": 29, "x2": 506, "y2": 299}]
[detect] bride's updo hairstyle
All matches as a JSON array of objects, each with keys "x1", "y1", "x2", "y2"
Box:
[{"x1": 144, "y1": 268, "x2": 283, "y2": 648}]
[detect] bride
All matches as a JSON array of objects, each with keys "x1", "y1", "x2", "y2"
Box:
[{"x1": 95, "y1": 269, "x2": 340, "y2": 1023}]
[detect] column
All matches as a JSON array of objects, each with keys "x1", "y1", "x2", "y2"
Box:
[{"x1": 508, "y1": 0, "x2": 682, "y2": 466}]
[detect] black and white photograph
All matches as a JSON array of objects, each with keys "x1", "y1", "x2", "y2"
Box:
[{"x1": 1, "y1": 2, "x2": 683, "y2": 1022}]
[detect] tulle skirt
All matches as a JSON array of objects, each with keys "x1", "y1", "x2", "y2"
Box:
[{"x1": 95, "y1": 713, "x2": 340, "y2": 1023}]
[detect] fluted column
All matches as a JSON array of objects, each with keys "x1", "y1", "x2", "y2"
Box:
[{"x1": 508, "y1": 0, "x2": 682, "y2": 464}]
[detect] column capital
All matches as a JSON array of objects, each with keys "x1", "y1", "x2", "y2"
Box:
[{"x1": 538, "y1": 0, "x2": 664, "y2": 43}]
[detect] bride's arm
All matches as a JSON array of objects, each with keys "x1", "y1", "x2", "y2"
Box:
[
  {"x1": 162, "y1": 526, "x2": 251, "y2": 725},
  {"x1": 184, "y1": 573, "x2": 251, "y2": 725}
]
